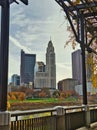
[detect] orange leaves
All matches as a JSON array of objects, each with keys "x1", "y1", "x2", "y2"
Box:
[
  {"x1": 39, "y1": 91, "x2": 46, "y2": 98},
  {"x1": 91, "y1": 74, "x2": 97, "y2": 88},
  {"x1": 87, "y1": 53, "x2": 97, "y2": 88},
  {"x1": 8, "y1": 92, "x2": 25, "y2": 101},
  {"x1": 71, "y1": 0, "x2": 80, "y2": 5},
  {"x1": 7, "y1": 101, "x2": 10, "y2": 111},
  {"x1": 60, "y1": 90, "x2": 77, "y2": 98}
]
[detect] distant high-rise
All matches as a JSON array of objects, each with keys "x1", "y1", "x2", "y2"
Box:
[
  {"x1": 11, "y1": 74, "x2": 20, "y2": 87},
  {"x1": 34, "y1": 40, "x2": 56, "y2": 89},
  {"x1": 46, "y1": 40, "x2": 56, "y2": 89},
  {"x1": 20, "y1": 50, "x2": 36, "y2": 85},
  {"x1": 72, "y1": 49, "x2": 82, "y2": 84},
  {"x1": 34, "y1": 62, "x2": 48, "y2": 89},
  {"x1": 72, "y1": 49, "x2": 91, "y2": 84},
  {"x1": 34, "y1": 62, "x2": 45, "y2": 73}
]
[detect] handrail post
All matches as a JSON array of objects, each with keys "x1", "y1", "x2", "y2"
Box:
[
  {"x1": 0, "y1": 112, "x2": 10, "y2": 130},
  {"x1": 56, "y1": 107, "x2": 65, "y2": 130},
  {"x1": 85, "y1": 105, "x2": 91, "y2": 128}
]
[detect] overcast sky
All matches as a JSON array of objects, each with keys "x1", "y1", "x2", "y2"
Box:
[{"x1": 8, "y1": 0, "x2": 80, "y2": 83}]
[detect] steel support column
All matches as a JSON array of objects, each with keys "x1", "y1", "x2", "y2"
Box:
[
  {"x1": 0, "y1": 0, "x2": 10, "y2": 111},
  {"x1": 80, "y1": 17, "x2": 87, "y2": 105}
]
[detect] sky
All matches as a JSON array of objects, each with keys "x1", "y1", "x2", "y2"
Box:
[{"x1": 8, "y1": 0, "x2": 80, "y2": 83}]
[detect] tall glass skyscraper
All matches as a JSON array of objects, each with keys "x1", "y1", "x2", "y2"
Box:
[{"x1": 20, "y1": 50, "x2": 36, "y2": 85}]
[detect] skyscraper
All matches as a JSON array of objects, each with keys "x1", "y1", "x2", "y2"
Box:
[
  {"x1": 46, "y1": 40, "x2": 56, "y2": 89},
  {"x1": 72, "y1": 49, "x2": 91, "y2": 84},
  {"x1": 72, "y1": 49, "x2": 82, "y2": 84},
  {"x1": 34, "y1": 40, "x2": 56, "y2": 89},
  {"x1": 20, "y1": 50, "x2": 36, "y2": 85}
]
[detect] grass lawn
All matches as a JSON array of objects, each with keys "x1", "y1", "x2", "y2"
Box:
[
  {"x1": 8, "y1": 97, "x2": 80, "y2": 111},
  {"x1": 27, "y1": 97, "x2": 77, "y2": 102},
  {"x1": 9, "y1": 97, "x2": 78, "y2": 103}
]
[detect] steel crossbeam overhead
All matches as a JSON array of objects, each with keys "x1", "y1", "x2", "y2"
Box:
[
  {"x1": 55, "y1": 0, "x2": 97, "y2": 105},
  {"x1": 55, "y1": 0, "x2": 97, "y2": 53}
]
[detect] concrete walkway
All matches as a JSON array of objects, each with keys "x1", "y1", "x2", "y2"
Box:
[
  {"x1": 76, "y1": 122, "x2": 97, "y2": 130},
  {"x1": 77, "y1": 127, "x2": 97, "y2": 130}
]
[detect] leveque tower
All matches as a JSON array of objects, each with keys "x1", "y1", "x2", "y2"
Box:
[
  {"x1": 46, "y1": 40, "x2": 56, "y2": 89},
  {"x1": 34, "y1": 40, "x2": 56, "y2": 89}
]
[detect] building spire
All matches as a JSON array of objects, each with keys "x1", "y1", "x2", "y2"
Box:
[{"x1": 50, "y1": 36, "x2": 51, "y2": 41}]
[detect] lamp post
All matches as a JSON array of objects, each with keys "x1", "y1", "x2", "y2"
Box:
[{"x1": 0, "y1": 0, "x2": 28, "y2": 111}]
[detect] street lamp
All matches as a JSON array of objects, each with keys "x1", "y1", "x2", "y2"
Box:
[{"x1": 0, "y1": 0, "x2": 28, "y2": 111}]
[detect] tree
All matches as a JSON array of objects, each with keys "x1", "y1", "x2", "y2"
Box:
[
  {"x1": 18, "y1": 86, "x2": 27, "y2": 93},
  {"x1": 8, "y1": 92, "x2": 25, "y2": 101},
  {"x1": 39, "y1": 91, "x2": 46, "y2": 98},
  {"x1": 63, "y1": 1, "x2": 97, "y2": 88},
  {"x1": 60, "y1": 91, "x2": 66, "y2": 99},
  {"x1": 25, "y1": 88, "x2": 34, "y2": 98},
  {"x1": 18, "y1": 92, "x2": 25, "y2": 101},
  {"x1": 41, "y1": 87, "x2": 51, "y2": 98},
  {"x1": 87, "y1": 53, "x2": 97, "y2": 88},
  {"x1": 71, "y1": 0, "x2": 80, "y2": 5},
  {"x1": 52, "y1": 90, "x2": 60, "y2": 98}
]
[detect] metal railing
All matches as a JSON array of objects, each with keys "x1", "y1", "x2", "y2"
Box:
[
  {"x1": 10, "y1": 105, "x2": 97, "y2": 130},
  {"x1": 11, "y1": 108, "x2": 56, "y2": 130}
]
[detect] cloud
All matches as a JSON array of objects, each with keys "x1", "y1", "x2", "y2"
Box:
[
  {"x1": 8, "y1": 57, "x2": 20, "y2": 78},
  {"x1": 56, "y1": 62, "x2": 71, "y2": 68},
  {"x1": 8, "y1": 0, "x2": 77, "y2": 83},
  {"x1": 9, "y1": 35, "x2": 32, "y2": 53},
  {"x1": 56, "y1": 62, "x2": 72, "y2": 83}
]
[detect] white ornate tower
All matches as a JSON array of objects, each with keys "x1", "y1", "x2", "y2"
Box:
[{"x1": 46, "y1": 40, "x2": 56, "y2": 89}]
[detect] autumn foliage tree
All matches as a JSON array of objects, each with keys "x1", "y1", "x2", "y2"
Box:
[
  {"x1": 39, "y1": 91, "x2": 46, "y2": 98},
  {"x1": 62, "y1": 0, "x2": 97, "y2": 88},
  {"x1": 41, "y1": 87, "x2": 51, "y2": 97},
  {"x1": 87, "y1": 53, "x2": 97, "y2": 88},
  {"x1": 8, "y1": 92, "x2": 25, "y2": 101},
  {"x1": 59, "y1": 90, "x2": 79, "y2": 99},
  {"x1": 52, "y1": 90, "x2": 60, "y2": 98}
]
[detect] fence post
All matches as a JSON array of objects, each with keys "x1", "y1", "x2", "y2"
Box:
[
  {"x1": 85, "y1": 105, "x2": 90, "y2": 128},
  {"x1": 0, "y1": 111, "x2": 10, "y2": 130},
  {"x1": 56, "y1": 106, "x2": 65, "y2": 130}
]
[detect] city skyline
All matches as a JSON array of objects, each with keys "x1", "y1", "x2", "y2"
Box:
[{"x1": 8, "y1": 0, "x2": 80, "y2": 83}]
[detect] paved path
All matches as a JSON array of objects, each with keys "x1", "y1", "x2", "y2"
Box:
[
  {"x1": 76, "y1": 123, "x2": 97, "y2": 130},
  {"x1": 77, "y1": 127, "x2": 97, "y2": 130}
]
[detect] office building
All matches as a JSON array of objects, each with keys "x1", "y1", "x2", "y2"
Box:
[
  {"x1": 72, "y1": 49, "x2": 82, "y2": 84},
  {"x1": 20, "y1": 50, "x2": 36, "y2": 85},
  {"x1": 34, "y1": 62, "x2": 45, "y2": 73},
  {"x1": 72, "y1": 49, "x2": 91, "y2": 84},
  {"x1": 34, "y1": 40, "x2": 56, "y2": 89},
  {"x1": 46, "y1": 40, "x2": 56, "y2": 89},
  {"x1": 58, "y1": 78, "x2": 79, "y2": 91},
  {"x1": 34, "y1": 62, "x2": 47, "y2": 89},
  {"x1": 11, "y1": 74, "x2": 20, "y2": 87}
]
